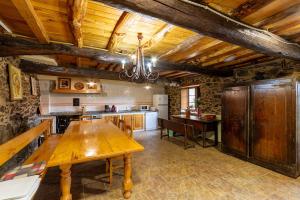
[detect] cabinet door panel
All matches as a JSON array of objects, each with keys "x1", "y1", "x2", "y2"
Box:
[
  {"x1": 133, "y1": 114, "x2": 144, "y2": 130},
  {"x1": 122, "y1": 115, "x2": 133, "y2": 128},
  {"x1": 222, "y1": 86, "x2": 249, "y2": 157},
  {"x1": 251, "y1": 82, "x2": 295, "y2": 166}
]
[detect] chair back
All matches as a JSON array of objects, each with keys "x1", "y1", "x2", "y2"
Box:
[
  {"x1": 118, "y1": 119, "x2": 125, "y2": 130},
  {"x1": 124, "y1": 125, "x2": 133, "y2": 138}
]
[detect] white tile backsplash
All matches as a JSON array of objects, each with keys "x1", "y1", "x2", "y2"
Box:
[{"x1": 39, "y1": 76, "x2": 165, "y2": 114}]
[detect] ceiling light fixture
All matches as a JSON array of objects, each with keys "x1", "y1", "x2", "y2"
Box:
[{"x1": 119, "y1": 33, "x2": 159, "y2": 83}]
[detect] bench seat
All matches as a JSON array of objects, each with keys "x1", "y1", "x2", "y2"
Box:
[{"x1": 24, "y1": 135, "x2": 61, "y2": 166}]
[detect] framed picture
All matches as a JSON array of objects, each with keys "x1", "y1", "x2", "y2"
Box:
[
  {"x1": 58, "y1": 78, "x2": 71, "y2": 89},
  {"x1": 31, "y1": 77, "x2": 38, "y2": 96},
  {"x1": 8, "y1": 64, "x2": 23, "y2": 101},
  {"x1": 87, "y1": 83, "x2": 97, "y2": 90}
]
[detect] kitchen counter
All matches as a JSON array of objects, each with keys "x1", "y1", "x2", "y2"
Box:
[{"x1": 43, "y1": 110, "x2": 157, "y2": 116}]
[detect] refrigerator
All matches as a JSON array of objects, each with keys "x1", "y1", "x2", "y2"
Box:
[{"x1": 153, "y1": 94, "x2": 168, "y2": 119}]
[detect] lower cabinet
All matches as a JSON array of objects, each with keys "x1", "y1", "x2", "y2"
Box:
[
  {"x1": 222, "y1": 78, "x2": 300, "y2": 177},
  {"x1": 132, "y1": 114, "x2": 144, "y2": 131},
  {"x1": 103, "y1": 113, "x2": 145, "y2": 131}
]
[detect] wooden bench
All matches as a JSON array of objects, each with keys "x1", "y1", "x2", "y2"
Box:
[
  {"x1": 0, "y1": 119, "x2": 61, "y2": 178},
  {"x1": 159, "y1": 118, "x2": 195, "y2": 149}
]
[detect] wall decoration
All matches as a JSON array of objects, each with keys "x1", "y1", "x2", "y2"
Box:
[
  {"x1": 8, "y1": 64, "x2": 23, "y2": 101},
  {"x1": 74, "y1": 82, "x2": 84, "y2": 90},
  {"x1": 30, "y1": 77, "x2": 38, "y2": 96},
  {"x1": 87, "y1": 82, "x2": 97, "y2": 90},
  {"x1": 58, "y1": 78, "x2": 71, "y2": 89}
]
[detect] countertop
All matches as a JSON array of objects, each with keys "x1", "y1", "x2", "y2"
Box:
[{"x1": 42, "y1": 110, "x2": 157, "y2": 116}]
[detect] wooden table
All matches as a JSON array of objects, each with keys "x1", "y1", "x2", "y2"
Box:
[
  {"x1": 47, "y1": 119, "x2": 144, "y2": 200},
  {"x1": 172, "y1": 115, "x2": 219, "y2": 147}
]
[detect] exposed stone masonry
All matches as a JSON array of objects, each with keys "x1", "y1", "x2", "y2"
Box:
[
  {"x1": 0, "y1": 57, "x2": 40, "y2": 175},
  {"x1": 165, "y1": 59, "x2": 300, "y2": 117}
]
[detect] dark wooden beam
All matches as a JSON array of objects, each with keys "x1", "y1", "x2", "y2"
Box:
[
  {"x1": 20, "y1": 60, "x2": 121, "y2": 80},
  {"x1": 0, "y1": 34, "x2": 127, "y2": 62},
  {"x1": 95, "y1": 0, "x2": 300, "y2": 60},
  {"x1": 0, "y1": 34, "x2": 233, "y2": 76}
]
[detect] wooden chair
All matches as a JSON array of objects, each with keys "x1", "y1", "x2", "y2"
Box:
[
  {"x1": 106, "y1": 123, "x2": 133, "y2": 185},
  {"x1": 0, "y1": 119, "x2": 61, "y2": 179},
  {"x1": 160, "y1": 118, "x2": 195, "y2": 149},
  {"x1": 79, "y1": 115, "x2": 93, "y2": 121}
]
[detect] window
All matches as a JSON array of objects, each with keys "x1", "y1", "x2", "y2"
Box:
[{"x1": 181, "y1": 86, "x2": 199, "y2": 111}]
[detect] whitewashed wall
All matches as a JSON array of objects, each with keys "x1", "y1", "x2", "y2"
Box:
[{"x1": 38, "y1": 75, "x2": 165, "y2": 114}]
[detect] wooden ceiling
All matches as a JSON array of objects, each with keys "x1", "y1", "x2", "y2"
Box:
[{"x1": 0, "y1": 0, "x2": 299, "y2": 79}]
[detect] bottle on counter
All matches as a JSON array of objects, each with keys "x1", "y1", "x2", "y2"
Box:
[{"x1": 185, "y1": 107, "x2": 191, "y2": 118}]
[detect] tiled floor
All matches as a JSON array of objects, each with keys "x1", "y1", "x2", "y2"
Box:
[{"x1": 34, "y1": 131, "x2": 300, "y2": 200}]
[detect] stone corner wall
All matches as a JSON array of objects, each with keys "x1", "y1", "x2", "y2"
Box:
[
  {"x1": 0, "y1": 57, "x2": 41, "y2": 175},
  {"x1": 165, "y1": 86, "x2": 181, "y2": 117},
  {"x1": 165, "y1": 74, "x2": 232, "y2": 116}
]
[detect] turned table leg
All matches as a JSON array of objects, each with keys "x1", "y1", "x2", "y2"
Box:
[
  {"x1": 123, "y1": 154, "x2": 133, "y2": 199},
  {"x1": 60, "y1": 164, "x2": 72, "y2": 200}
]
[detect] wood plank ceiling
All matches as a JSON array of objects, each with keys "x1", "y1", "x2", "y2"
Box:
[{"x1": 0, "y1": 0, "x2": 299, "y2": 79}]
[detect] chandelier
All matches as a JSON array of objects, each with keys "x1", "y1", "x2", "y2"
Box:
[{"x1": 119, "y1": 33, "x2": 159, "y2": 83}]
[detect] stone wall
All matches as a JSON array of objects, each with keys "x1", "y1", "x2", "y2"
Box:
[
  {"x1": 233, "y1": 59, "x2": 300, "y2": 82},
  {"x1": 165, "y1": 86, "x2": 181, "y2": 117},
  {"x1": 0, "y1": 57, "x2": 40, "y2": 175},
  {"x1": 165, "y1": 59, "x2": 300, "y2": 118},
  {"x1": 165, "y1": 74, "x2": 232, "y2": 116}
]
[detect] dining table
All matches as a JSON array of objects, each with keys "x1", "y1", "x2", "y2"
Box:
[
  {"x1": 172, "y1": 115, "x2": 220, "y2": 147},
  {"x1": 47, "y1": 119, "x2": 145, "y2": 200}
]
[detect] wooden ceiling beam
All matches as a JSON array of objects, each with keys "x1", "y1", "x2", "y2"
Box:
[
  {"x1": 0, "y1": 34, "x2": 232, "y2": 76},
  {"x1": 20, "y1": 60, "x2": 121, "y2": 80},
  {"x1": 159, "y1": 34, "x2": 203, "y2": 60},
  {"x1": 67, "y1": 0, "x2": 88, "y2": 48},
  {"x1": 168, "y1": 72, "x2": 193, "y2": 79},
  {"x1": 11, "y1": 0, "x2": 49, "y2": 43},
  {"x1": 106, "y1": 11, "x2": 137, "y2": 52},
  {"x1": 164, "y1": 71, "x2": 187, "y2": 78},
  {"x1": 185, "y1": 42, "x2": 235, "y2": 64},
  {"x1": 168, "y1": 39, "x2": 222, "y2": 63},
  {"x1": 255, "y1": 3, "x2": 300, "y2": 28},
  {"x1": 202, "y1": 49, "x2": 253, "y2": 67},
  {"x1": 231, "y1": 56, "x2": 276, "y2": 69},
  {"x1": 213, "y1": 53, "x2": 266, "y2": 69},
  {"x1": 142, "y1": 24, "x2": 174, "y2": 50},
  {"x1": 95, "y1": 0, "x2": 300, "y2": 60}
]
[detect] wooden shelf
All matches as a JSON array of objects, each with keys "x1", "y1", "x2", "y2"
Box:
[{"x1": 52, "y1": 89, "x2": 103, "y2": 94}]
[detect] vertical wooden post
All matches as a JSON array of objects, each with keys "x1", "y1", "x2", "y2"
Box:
[
  {"x1": 59, "y1": 164, "x2": 72, "y2": 200},
  {"x1": 123, "y1": 153, "x2": 132, "y2": 199}
]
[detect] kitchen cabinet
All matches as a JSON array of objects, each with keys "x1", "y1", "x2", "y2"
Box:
[
  {"x1": 222, "y1": 78, "x2": 300, "y2": 177},
  {"x1": 250, "y1": 79, "x2": 296, "y2": 176},
  {"x1": 103, "y1": 115, "x2": 120, "y2": 122},
  {"x1": 103, "y1": 113, "x2": 144, "y2": 131},
  {"x1": 122, "y1": 115, "x2": 134, "y2": 128},
  {"x1": 132, "y1": 114, "x2": 144, "y2": 131},
  {"x1": 221, "y1": 86, "x2": 249, "y2": 158}
]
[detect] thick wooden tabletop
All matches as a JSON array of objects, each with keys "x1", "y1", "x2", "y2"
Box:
[
  {"x1": 47, "y1": 119, "x2": 144, "y2": 167},
  {"x1": 172, "y1": 115, "x2": 220, "y2": 123}
]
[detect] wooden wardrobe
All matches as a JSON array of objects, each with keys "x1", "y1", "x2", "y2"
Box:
[{"x1": 222, "y1": 77, "x2": 300, "y2": 177}]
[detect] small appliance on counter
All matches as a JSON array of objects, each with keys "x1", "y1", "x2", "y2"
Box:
[
  {"x1": 105, "y1": 105, "x2": 110, "y2": 112},
  {"x1": 111, "y1": 105, "x2": 117, "y2": 112},
  {"x1": 139, "y1": 105, "x2": 150, "y2": 111}
]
